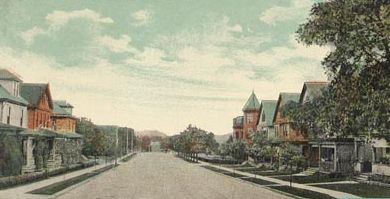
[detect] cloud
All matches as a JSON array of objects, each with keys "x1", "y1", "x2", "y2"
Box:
[
  {"x1": 96, "y1": 34, "x2": 137, "y2": 53},
  {"x1": 131, "y1": 10, "x2": 152, "y2": 26},
  {"x1": 20, "y1": 27, "x2": 47, "y2": 45},
  {"x1": 20, "y1": 9, "x2": 114, "y2": 45},
  {"x1": 46, "y1": 9, "x2": 113, "y2": 28},
  {"x1": 259, "y1": 0, "x2": 313, "y2": 25}
]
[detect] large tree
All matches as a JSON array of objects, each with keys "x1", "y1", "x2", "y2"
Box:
[{"x1": 297, "y1": 0, "x2": 390, "y2": 137}]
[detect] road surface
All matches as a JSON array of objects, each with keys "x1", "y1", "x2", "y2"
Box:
[{"x1": 57, "y1": 153, "x2": 289, "y2": 199}]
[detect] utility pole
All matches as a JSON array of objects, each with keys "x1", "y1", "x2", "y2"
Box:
[
  {"x1": 126, "y1": 128, "x2": 129, "y2": 154},
  {"x1": 115, "y1": 126, "x2": 118, "y2": 166}
]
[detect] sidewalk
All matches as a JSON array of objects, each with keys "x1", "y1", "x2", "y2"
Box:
[
  {"x1": 0, "y1": 153, "x2": 135, "y2": 199},
  {"x1": 199, "y1": 161, "x2": 361, "y2": 199}
]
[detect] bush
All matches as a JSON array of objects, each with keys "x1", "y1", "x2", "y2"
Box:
[{"x1": 0, "y1": 134, "x2": 23, "y2": 176}]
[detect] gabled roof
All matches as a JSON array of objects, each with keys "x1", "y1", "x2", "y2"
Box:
[
  {"x1": 54, "y1": 100, "x2": 74, "y2": 108},
  {"x1": 53, "y1": 102, "x2": 71, "y2": 115},
  {"x1": 259, "y1": 100, "x2": 277, "y2": 126},
  {"x1": 0, "y1": 85, "x2": 28, "y2": 105},
  {"x1": 20, "y1": 83, "x2": 53, "y2": 109},
  {"x1": 273, "y1": 92, "x2": 300, "y2": 123},
  {"x1": 242, "y1": 91, "x2": 261, "y2": 112},
  {"x1": 299, "y1": 81, "x2": 329, "y2": 103},
  {"x1": 0, "y1": 69, "x2": 22, "y2": 82}
]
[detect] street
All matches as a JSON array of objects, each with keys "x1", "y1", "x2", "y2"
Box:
[{"x1": 56, "y1": 153, "x2": 289, "y2": 199}]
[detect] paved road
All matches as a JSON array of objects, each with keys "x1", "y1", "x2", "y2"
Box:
[{"x1": 56, "y1": 153, "x2": 289, "y2": 199}]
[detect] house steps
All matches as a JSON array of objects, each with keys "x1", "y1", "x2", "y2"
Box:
[{"x1": 354, "y1": 173, "x2": 370, "y2": 182}]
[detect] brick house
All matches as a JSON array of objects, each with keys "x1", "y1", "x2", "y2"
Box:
[
  {"x1": 52, "y1": 100, "x2": 76, "y2": 133},
  {"x1": 242, "y1": 91, "x2": 261, "y2": 141},
  {"x1": 273, "y1": 92, "x2": 303, "y2": 142},
  {"x1": 20, "y1": 83, "x2": 53, "y2": 129},
  {"x1": 233, "y1": 116, "x2": 244, "y2": 139},
  {"x1": 257, "y1": 100, "x2": 277, "y2": 140}
]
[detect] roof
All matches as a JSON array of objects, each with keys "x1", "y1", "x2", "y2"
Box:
[
  {"x1": 0, "y1": 122, "x2": 25, "y2": 131},
  {"x1": 273, "y1": 92, "x2": 300, "y2": 123},
  {"x1": 53, "y1": 101, "x2": 73, "y2": 116},
  {"x1": 299, "y1": 81, "x2": 329, "y2": 103},
  {"x1": 54, "y1": 100, "x2": 74, "y2": 108},
  {"x1": 0, "y1": 69, "x2": 22, "y2": 82},
  {"x1": 20, "y1": 83, "x2": 53, "y2": 108},
  {"x1": 0, "y1": 85, "x2": 28, "y2": 105},
  {"x1": 259, "y1": 100, "x2": 277, "y2": 126},
  {"x1": 242, "y1": 91, "x2": 261, "y2": 111}
]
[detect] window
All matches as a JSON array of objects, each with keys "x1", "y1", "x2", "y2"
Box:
[
  {"x1": 386, "y1": 148, "x2": 390, "y2": 154},
  {"x1": 246, "y1": 113, "x2": 254, "y2": 123},
  {"x1": 7, "y1": 107, "x2": 11, "y2": 124},
  {"x1": 261, "y1": 112, "x2": 266, "y2": 122}
]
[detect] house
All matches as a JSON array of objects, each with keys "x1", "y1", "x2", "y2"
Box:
[
  {"x1": 273, "y1": 92, "x2": 303, "y2": 142},
  {"x1": 20, "y1": 83, "x2": 53, "y2": 129},
  {"x1": 232, "y1": 116, "x2": 244, "y2": 140},
  {"x1": 242, "y1": 91, "x2": 261, "y2": 141},
  {"x1": 372, "y1": 138, "x2": 390, "y2": 176},
  {"x1": 0, "y1": 69, "x2": 34, "y2": 174},
  {"x1": 0, "y1": 69, "x2": 29, "y2": 128},
  {"x1": 257, "y1": 100, "x2": 277, "y2": 140},
  {"x1": 299, "y1": 81, "x2": 329, "y2": 104},
  {"x1": 52, "y1": 100, "x2": 76, "y2": 133}
]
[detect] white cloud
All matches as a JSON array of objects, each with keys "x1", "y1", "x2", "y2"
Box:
[
  {"x1": 96, "y1": 34, "x2": 137, "y2": 53},
  {"x1": 20, "y1": 27, "x2": 47, "y2": 45},
  {"x1": 259, "y1": 0, "x2": 313, "y2": 25},
  {"x1": 131, "y1": 10, "x2": 152, "y2": 26},
  {"x1": 46, "y1": 9, "x2": 113, "y2": 28},
  {"x1": 21, "y1": 9, "x2": 114, "y2": 45}
]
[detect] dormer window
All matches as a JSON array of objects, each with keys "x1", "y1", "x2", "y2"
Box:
[{"x1": 261, "y1": 112, "x2": 265, "y2": 122}]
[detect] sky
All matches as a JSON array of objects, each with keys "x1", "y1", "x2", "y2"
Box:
[{"x1": 0, "y1": 0, "x2": 328, "y2": 135}]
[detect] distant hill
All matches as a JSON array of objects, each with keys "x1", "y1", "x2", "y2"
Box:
[
  {"x1": 136, "y1": 130, "x2": 167, "y2": 138},
  {"x1": 215, "y1": 133, "x2": 232, "y2": 144}
]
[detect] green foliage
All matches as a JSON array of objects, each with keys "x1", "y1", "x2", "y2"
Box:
[
  {"x1": 279, "y1": 143, "x2": 306, "y2": 171},
  {"x1": 76, "y1": 119, "x2": 107, "y2": 156},
  {"x1": 173, "y1": 125, "x2": 219, "y2": 154},
  {"x1": 0, "y1": 134, "x2": 23, "y2": 176},
  {"x1": 297, "y1": 0, "x2": 390, "y2": 138}
]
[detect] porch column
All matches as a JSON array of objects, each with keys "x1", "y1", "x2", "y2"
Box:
[{"x1": 334, "y1": 144, "x2": 337, "y2": 171}]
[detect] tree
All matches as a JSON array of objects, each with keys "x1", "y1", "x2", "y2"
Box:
[
  {"x1": 76, "y1": 119, "x2": 107, "y2": 156},
  {"x1": 173, "y1": 125, "x2": 219, "y2": 154},
  {"x1": 297, "y1": 0, "x2": 390, "y2": 138},
  {"x1": 0, "y1": 134, "x2": 23, "y2": 176}
]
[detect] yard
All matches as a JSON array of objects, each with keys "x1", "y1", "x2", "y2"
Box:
[
  {"x1": 273, "y1": 174, "x2": 348, "y2": 184},
  {"x1": 313, "y1": 183, "x2": 390, "y2": 198}
]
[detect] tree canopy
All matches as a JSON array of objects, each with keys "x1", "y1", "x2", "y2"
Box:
[{"x1": 297, "y1": 0, "x2": 390, "y2": 138}]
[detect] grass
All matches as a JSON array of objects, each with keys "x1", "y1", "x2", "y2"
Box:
[
  {"x1": 273, "y1": 174, "x2": 347, "y2": 184},
  {"x1": 248, "y1": 170, "x2": 299, "y2": 176},
  {"x1": 240, "y1": 177, "x2": 277, "y2": 185},
  {"x1": 271, "y1": 185, "x2": 335, "y2": 199},
  {"x1": 201, "y1": 165, "x2": 245, "y2": 178},
  {"x1": 29, "y1": 164, "x2": 116, "y2": 195},
  {"x1": 313, "y1": 183, "x2": 390, "y2": 198}
]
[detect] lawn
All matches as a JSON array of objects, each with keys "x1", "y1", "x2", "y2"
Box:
[
  {"x1": 29, "y1": 165, "x2": 116, "y2": 195},
  {"x1": 313, "y1": 183, "x2": 390, "y2": 198},
  {"x1": 239, "y1": 177, "x2": 277, "y2": 185},
  {"x1": 273, "y1": 174, "x2": 347, "y2": 184},
  {"x1": 271, "y1": 185, "x2": 335, "y2": 199},
  {"x1": 248, "y1": 170, "x2": 299, "y2": 176},
  {"x1": 201, "y1": 165, "x2": 246, "y2": 178}
]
